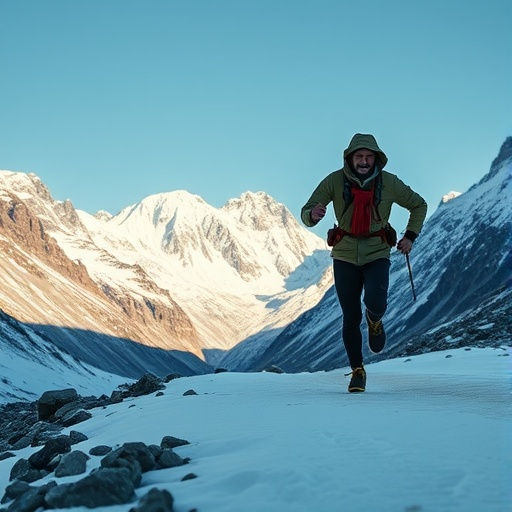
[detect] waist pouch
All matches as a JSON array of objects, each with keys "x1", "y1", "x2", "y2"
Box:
[{"x1": 327, "y1": 223, "x2": 397, "y2": 247}]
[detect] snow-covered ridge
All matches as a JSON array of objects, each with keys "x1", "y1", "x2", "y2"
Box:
[
  {"x1": 233, "y1": 138, "x2": 512, "y2": 372},
  {"x1": 0, "y1": 170, "x2": 331, "y2": 375}
]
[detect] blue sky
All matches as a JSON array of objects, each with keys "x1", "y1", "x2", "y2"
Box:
[{"x1": 1, "y1": 0, "x2": 510, "y2": 236}]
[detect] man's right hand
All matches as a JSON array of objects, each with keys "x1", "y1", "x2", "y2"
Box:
[{"x1": 311, "y1": 203, "x2": 326, "y2": 222}]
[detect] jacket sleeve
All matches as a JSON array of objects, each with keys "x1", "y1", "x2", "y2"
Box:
[
  {"x1": 392, "y1": 176, "x2": 428, "y2": 239},
  {"x1": 301, "y1": 173, "x2": 335, "y2": 227}
]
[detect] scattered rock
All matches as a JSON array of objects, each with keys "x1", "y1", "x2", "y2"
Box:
[
  {"x1": 263, "y1": 365, "x2": 284, "y2": 374},
  {"x1": 164, "y1": 373, "x2": 182, "y2": 383},
  {"x1": 2, "y1": 481, "x2": 57, "y2": 510},
  {"x1": 27, "y1": 436, "x2": 72, "y2": 470},
  {"x1": 45, "y1": 467, "x2": 137, "y2": 508},
  {"x1": 8, "y1": 458, "x2": 45, "y2": 484},
  {"x1": 123, "y1": 374, "x2": 165, "y2": 397},
  {"x1": 129, "y1": 488, "x2": 174, "y2": 512},
  {"x1": 157, "y1": 449, "x2": 188, "y2": 469},
  {"x1": 89, "y1": 445, "x2": 112, "y2": 456},
  {"x1": 60, "y1": 409, "x2": 93, "y2": 428},
  {"x1": 1, "y1": 480, "x2": 31, "y2": 503},
  {"x1": 183, "y1": 389, "x2": 198, "y2": 396},
  {"x1": 1, "y1": 379, "x2": 197, "y2": 512},
  {"x1": 161, "y1": 436, "x2": 190, "y2": 449},
  {"x1": 55, "y1": 450, "x2": 90, "y2": 478},
  {"x1": 69, "y1": 430, "x2": 88, "y2": 445},
  {"x1": 37, "y1": 389, "x2": 79, "y2": 421}
]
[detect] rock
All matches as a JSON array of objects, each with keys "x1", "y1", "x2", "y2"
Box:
[
  {"x1": 1, "y1": 480, "x2": 31, "y2": 504},
  {"x1": 0, "y1": 402, "x2": 42, "y2": 451},
  {"x1": 1, "y1": 481, "x2": 57, "y2": 512},
  {"x1": 129, "y1": 488, "x2": 174, "y2": 512},
  {"x1": 100, "y1": 444, "x2": 147, "y2": 486},
  {"x1": 53, "y1": 401, "x2": 83, "y2": 420},
  {"x1": 29, "y1": 423, "x2": 65, "y2": 447},
  {"x1": 8, "y1": 458, "x2": 44, "y2": 484},
  {"x1": 37, "y1": 389, "x2": 78, "y2": 421},
  {"x1": 27, "y1": 436, "x2": 72, "y2": 470},
  {"x1": 59, "y1": 409, "x2": 92, "y2": 428},
  {"x1": 8, "y1": 421, "x2": 63, "y2": 450},
  {"x1": 5, "y1": 487, "x2": 45, "y2": 512},
  {"x1": 55, "y1": 450, "x2": 90, "y2": 477},
  {"x1": 110, "y1": 390, "x2": 124, "y2": 403},
  {"x1": 9, "y1": 459, "x2": 30, "y2": 481},
  {"x1": 124, "y1": 374, "x2": 165, "y2": 397},
  {"x1": 89, "y1": 445, "x2": 112, "y2": 456},
  {"x1": 69, "y1": 430, "x2": 88, "y2": 445},
  {"x1": 263, "y1": 365, "x2": 284, "y2": 374},
  {"x1": 183, "y1": 389, "x2": 198, "y2": 396},
  {"x1": 163, "y1": 373, "x2": 182, "y2": 383},
  {"x1": 160, "y1": 436, "x2": 190, "y2": 449},
  {"x1": 156, "y1": 449, "x2": 188, "y2": 469},
  {"x1": 181, "y1": 473, "x2": 198, "y2": 481},
  {"x1": 45, "y1": 467, "x2": 136, "y2": 508}
]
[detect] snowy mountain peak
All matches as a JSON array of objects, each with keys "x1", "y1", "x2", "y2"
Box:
[
  {"x1": 479, "y1": 136, "x2": 512, "y2": 185},
  {"x1": 490, "y1": 136, "x2": 512, "y2": 170},
  {"x1": 222, "y1": 191, "x2": 297, "y2": 231},
  {"x1": 0, "y1": 170, "x2": 85, "y2": 235},
  {"x1": 94, "y1": 210, "x2": 113, "y2": 221},
  {"x1": 441, "y1": 191, "x2": 462, "y2": 203},
  {"x1": 114, "y1": 190, "x2": 207, "y2": 228}
]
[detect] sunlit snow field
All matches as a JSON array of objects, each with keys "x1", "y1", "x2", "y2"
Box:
[{"x1": 1, "y1": 346, "x2": 510, "y2": 512}]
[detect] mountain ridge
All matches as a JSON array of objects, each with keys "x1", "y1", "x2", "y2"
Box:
[
  {"x1": 0, "y1": 172, "x2": 331, "y2": 400},
  {"x1": 1, "y1": 138, "x2": 510, "y2": 400},
  {"x1": 221, "y1": 138, "x2": 512, "y2": 371}
]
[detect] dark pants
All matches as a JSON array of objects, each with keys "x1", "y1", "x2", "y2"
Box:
[{"x1": 333, "y1": 258, "x2": 390, "y2": 368}]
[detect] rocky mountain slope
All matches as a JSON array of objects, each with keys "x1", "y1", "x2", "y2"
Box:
[{"x1": 0, "y1": 172, "x2": 330, "y2": 400}]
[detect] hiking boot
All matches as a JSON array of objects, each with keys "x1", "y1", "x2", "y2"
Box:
[
  {"x1": 347, "y1": 367, "x2": 366, "y2": 393},
  {"x1": 366, "y1": 310, "x2": 386, "y2": 354}
]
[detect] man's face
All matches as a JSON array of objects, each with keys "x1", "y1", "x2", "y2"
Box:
[{"x1": 352, "y1": 149, "x2": 376, "y2": 176}]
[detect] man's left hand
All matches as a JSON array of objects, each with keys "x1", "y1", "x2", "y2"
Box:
[{"x1": 397, "y1": 237, "x2": 413, "y2": 255}]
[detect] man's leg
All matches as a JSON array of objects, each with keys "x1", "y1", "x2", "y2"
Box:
[
  {"x1": 333, "y1": 259, "x2": 364, "y2": 368},
  {"x1": 363, "y1": 257, "x2": 390, "y2": 319},
  {"x1": 362, "y1": 258, "x2": 390, "y2": 353}
]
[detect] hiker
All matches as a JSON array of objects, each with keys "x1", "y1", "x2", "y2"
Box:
[{"x1": 301, "y1": 133, "x2": 427, "y2": 393}]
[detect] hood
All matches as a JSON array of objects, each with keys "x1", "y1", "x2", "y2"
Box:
[{"x1": 343, "y1": 133, "x2": 388, "y2": 170}]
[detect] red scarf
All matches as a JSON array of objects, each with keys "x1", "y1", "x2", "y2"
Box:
[{"x1": 350, "y1": 186, "x2": 374, "y2": 235}]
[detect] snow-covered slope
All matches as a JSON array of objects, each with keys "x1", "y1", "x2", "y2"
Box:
[
  {"x1": 73, "y1": 189, "x2": 331, "y2": 360},
  {"x1": 233, "y1": 138, "x2": 512, "y2": 372},
  {"x1": 1, "y1": 347, "x2": 510, "y2": 511},
  {"x1": 0, "y1": 171, "x2": 330, "y2": 396},
  {"x1": 0, "y1": 309, "x2": 130, "y2": 403},
  {"x1": 385, "y1": 136, "x2": 512, "y2": 355},
  {"x1": 0, "y1": 173, "x2": 211, "y2": 381}
]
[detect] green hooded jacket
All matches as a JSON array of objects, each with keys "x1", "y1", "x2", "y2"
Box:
[{"x1": 301, "y1": 133, "x2": 428, "y2": 266}]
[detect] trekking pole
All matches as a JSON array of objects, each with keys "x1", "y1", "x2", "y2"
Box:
[{"x1": 405, "y1": 254, "x2": 417, "y2": 301}]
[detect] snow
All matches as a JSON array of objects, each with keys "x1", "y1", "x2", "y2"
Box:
[
  {"x1": 1, "y1": 347, "x2": 510, "y2": 511},
  {"x1": 442, "y1": 191, "x2": 462, "y2": 203}
]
